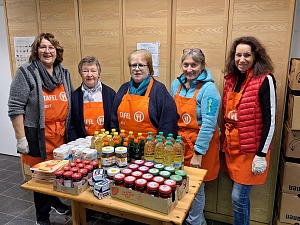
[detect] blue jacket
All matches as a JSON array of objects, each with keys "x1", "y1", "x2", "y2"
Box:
[
  {"x1": 68, "y1": 83, "x2": 116, "y2": 141},
  {"x1": 171, "y1": 69, "x2": 221, "y2": 155}
]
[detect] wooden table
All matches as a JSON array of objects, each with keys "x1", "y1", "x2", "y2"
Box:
[{"x1": 21, "y1": 166, "x2": 206, "y2": 225}]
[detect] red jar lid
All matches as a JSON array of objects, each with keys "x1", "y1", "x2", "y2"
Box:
[
  {"x1": 142, "y1": 173, "x2": 154, "y2": 182},
  {"x1": 147, "y1": 181, "x2": 159, "y2": 190},
  {"x1": 78, "y1": 168, "x2": 88, "y2": 175},
  {"x1": 90, "y1": 161, "x2": 99, "y2": 167},
  {"x1": 69, "y1": 162, "x2": 77, "y2": 168},
  {"x1": 121, "y1": 168, "x2": 133, "y2": 176},
  {"x1": 135, "y1": 178, "x2": 147, "y2": 187},
  {"x1": 164, "y1": 179, "x2": 176, "y2": 189},
  {"x1": 134, "y1": 159, "x2": 145, "y2": 166},
  {"x1": 74, "y1": 159, "x2": 82, "y2": 164},
  {"x1": 84, "y1": 164, "x2": 93, "y2": 171},
  {"x1": 159, "y1": 184, "x2": 172, "y2": 194},
  {"x1": 144, "y1": 162, "x2": 154, "y2": 168},
  {"x1": 55, "y1": 169, "x2": 63, "y2": 176},
  {"x1": 128, "y1": 164, "x2": 139, "y2": 171},
  {"x1": 114, "y1": 173, "x2": 125, "y2": 181},
  {"x1": 152, "y1": 176, "x2": 165, "y2": 185},
  {"x1": 63, "y1": 171, "x2": 73, "y2": 178},
  {"x1": 72, "y1": 172, "x2": 82, "y2": 180},
  {"x1": 131, "y1": 171, "x2": 143, "y2": 179},
  {"x1": 83, "y1": 160, "x2": 91, "y2": 165},
  {"x1": 71, "y1": 167, "x2": 79, "y2": 173},
  {"x1": 62, "y1": 166, "x2": 70, "y2": 171},
  {"x1": 77, "y1": 163, "x2": 85, "y2": 169},
  {"x1": 124, "y1": 176, "x2": 136, "y2": 184},
  {"x1": 138, "y1": 166, "x2": 149, "y2": 173}
]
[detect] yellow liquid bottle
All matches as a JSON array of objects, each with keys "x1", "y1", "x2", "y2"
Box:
[
  {"x1": 107, "y1": 134, "x2": 114, "y2": 147},
  {"x1": 95, "y1": 134, "x2": 104, "y2": 165},
  {"x1": 91, "y1": 131, "x2": 99, "y2": 149},
  {"x1": 173, "y1": 139, "x2": 184, "y2": 170},
  {"x1": 154, "y1": 139, "x2": 164, "y2": 164},
  {"x1": 144, "y1": 137, "x2": 155, "y2": 162}
]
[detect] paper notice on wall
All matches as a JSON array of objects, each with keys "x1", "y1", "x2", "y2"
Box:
[
  {"x1": 14, "y1": 36, "x2": 35, "y2": 68},
  {"x1": 137, "y1": 42, "x2": 160, "y2": 77}
]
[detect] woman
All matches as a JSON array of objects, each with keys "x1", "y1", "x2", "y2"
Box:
[
  {"x1": 171, "y1": 48, "x2": 221, "y2": 225},
  {"x1": 8, "y1": 33, "x2": 73, "y2": 225},
  {"x1": 222, "y1": 36, "x2": 276, "y2": 225},
  {"x1": 68, "y1": 56, "x2": 116, "y2": 141},
  {"x1": 110, "y1": 49, "x2": 178, "y2": 138}
]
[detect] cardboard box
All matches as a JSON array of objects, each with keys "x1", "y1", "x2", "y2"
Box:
[
  {"x1": 282, "y1": 122, "x2": 300, "y2": 159},
  {"x1": 289, "y1": 58, "x2": 300, "y2": 91},
  {"x1": 53, "y1": 180, "x2": 89, "y2": 195},
  {"x1": 110, "y1": 184, "x2": 178, "y2": 214},
  {"x1": 280, "y1": 158, "x2": 300, "y2": 195},
  {"x1": 278, "y1": 191, "x2": 300, "y2": 224},
  {"x1": 177, "y1": 176, "x2": 189, "y2": 200},
  {"x1": 286, "y1": 93, "x2": 300, "y2": 131}
]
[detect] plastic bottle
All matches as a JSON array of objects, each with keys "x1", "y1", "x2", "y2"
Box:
[
  {"x1": 138, "y1": 135, "x2": 145, "y2": 158},
  {"x1": 154, "y1": 135, "x2": 161, "y2": 145},
  {"x1": 131, "y1": 138, "x2": 142, "y2": 161},
  {"x1": 90, "y1": 131, "x2": 99, "y2": 149},
  {"x1": 154, "y1": 139, "x2": 164, "y2": 164},
  {"x1": 163, "y1": 141, "x2": 175, "y2": 167},
  {"x1": 166, "y1": 137, "x2": 173, "y2": 145},
  {"x1": 167, "y1": 133, "x2": 175, "y2": 144},
  {"x1": 113, "y1": 131, "x2": 120, "y2": 141},
  {"x1": 111, "y1": 128, "x2": 116, "y2": 136},
  {"x1": 177, "y1": 136, "x2": 185, "y2": 149},
  {"x1": 107, "y1": 134, "x2": 114, "y2": 147},
  {"x1": 147, "y1": 131, "x2": 153, "y2": 140},
  {"x1": 173, "y1": 139, "x2": 184, "y2": 170},
  {"x1": 158, "y1": 131, "x2": 166, "y2": 143},
  {"x1": 95, "y1": 133, "x2": 104, "y2": 165},
  {"x1": 120, "y1": 129, "x2": 126, "y2": 145},
  {"x1": 100, "y1": 128, "x2": 106, "y2": 136},
  {"x1": 144, "y1": 137, "x2": 155, "y2": 162}
]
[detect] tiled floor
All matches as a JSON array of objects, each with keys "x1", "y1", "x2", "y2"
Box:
[{"x1": 0, "y1": 153, "x2": 229, "y2": 225}]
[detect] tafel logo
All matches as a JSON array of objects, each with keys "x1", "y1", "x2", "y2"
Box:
[
  {"x1": 134, "y1": 111, "x2": 144, "y2": 122},
  {"x1": 182, "y1": 113, "x2": 191, "y2": 124},
  {"x1": 97, "y1": 116, "x2": 104, "y2": 125},
  {"x1": 111, "y1": 186, "x2": 119, "y2": 195},
  {"x1": 59, "y1": 92, "x2": 68, "y2": 102}
]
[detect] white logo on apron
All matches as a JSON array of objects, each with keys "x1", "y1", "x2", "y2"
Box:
[
  {"x1": 182, "y1": 113, "x2": 191, "y2": 124},
  {"x1": 134, "y1": 111, "x2": 144, "y2": 122},
  {"x1": 97, "y1": 116, "x2": 104, "y2": 125},
  {"x1": 227, "y1": 110, "x2": 238, "y2": 121},
  {"x1": 59, "y1": 92, "x2": 68, "y2": 102}
]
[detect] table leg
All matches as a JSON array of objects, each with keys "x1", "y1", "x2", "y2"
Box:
[{"x1": 71, "y1": 200, "x2": 81, "y2": 225}]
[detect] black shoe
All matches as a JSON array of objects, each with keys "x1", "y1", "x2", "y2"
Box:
[
  {"x1": 51, "y1": 202, "x2": 70, "y2": 215},
  {"x1": 36, "y1": 218, "x2": 51, "y2": 225}
]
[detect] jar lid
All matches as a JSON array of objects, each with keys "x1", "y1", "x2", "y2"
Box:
[
  {"x1": 134, "y1": 159, "x2": 145, "y2": 166},
  {"x1": 63, "y1": 166, "x2": 71, "y2": 171},
  {"x1": 121, "y1": 168, "x2": 133, "y2": 175},
  {"x1": 84, "y1": 164, "x2": 93, "y2": 171},
  {"x1": 78, "y1": 168, "x2": 88, "y2": 175},
  {"x1": 124, "y1": 176, "x2": 136, "y2": 184},
  {"x1": 135, "y1": 178, "x2": 147, "y2": 187},
  {"x1": 138, "y1": 166, "x2": 149, "y2": 173},
  {"x1": 164, "y1": 179, "x2": 176, "y2": 188},
  {"x1": 164, "y1": 166, "x2": 175, "y2": 173},
  {"x1": 83, "y1": 160, "x2": 91, "y2": 165},
  {"x1": 158, "y1": 184, "x2": 172, "y2": 194},
  {"x1": 147, "y1": 181, "x2": 159, "y2": 190},
  {"x1": 170, "y1": 174, "x2": 183, "y2": 182},
  {"x1": 154, "y1": 164, "x2": 165, "y2": 170},
  {"x1": 63, "y1": 171, "x2": 73, "y2": 177},
  {"x1": 74, "y1": 159, "x2": 82, "y2": 164},
  {"x1": 175, "y1": 170, "x2": 187, "y2": 177},
  {"x1": 90, "y1": 161, "x2": 99, "y2": 166},
  {"x1": 152, "y1": 176, "x2": 165, "y2": 184},
  {"x1": 107, "y1": 168, "x2": 120, "y2": 176},
  {"x1": 102, "y1": 146, "x2": 114, "y2": 153},
  {"x1": 72, "y1": 172, "x2": 82, "y2": 179},
  {"x1": 128, "y1": 164, "x2": 139, "y2": 170},
  {"x1": 142, "y1": 173, "x2": 154, "y2": 181},
  {"x1": 71, "y1": 167, "x2": 79, "y2": 173},
  {"x1": 159, "y1": 170, "x2": 171, "y2": 179},
  {"x1": 114, "y1": 173, "x2": 125, "y2": 181},
  {"x1": 131, "y1": 171, "x2": 143, "y2": 178},
  {"x1": 69, "y1": 162, "x2": 77, "y2": 167},
  {"x1": 148, "y1": 168, "x2": 159, "y2": 176},
  {"x1": 144, "y1": 162, "x2": 154, "y2": 168},
  {"x1": 77, "y1": 163, "x2": 84, "y2": 168},
  {"x1": 115, "y1": 147, "x2": 127, "y2": 154},
  {"x1": 55, "y1": 169, "x2": 63, "y2": 176}
]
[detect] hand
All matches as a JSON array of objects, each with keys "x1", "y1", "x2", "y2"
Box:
[
  {"x1": 190, "y1": 153, "x2": 202, "y2": 168},
  {"x1": 17, "y1": 137, "x2": 29, "y2": 154},
  {"x1": 252, "y1": 155, "x2": 267, "y2": 175}
]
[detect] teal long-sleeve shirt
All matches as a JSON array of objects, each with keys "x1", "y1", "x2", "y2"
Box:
[{"x1": 171, "y1": 69, "x2": 221, "y2": 155}]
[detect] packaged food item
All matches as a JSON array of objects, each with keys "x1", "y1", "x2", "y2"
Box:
[
  {"x1": 115, "y1": 147, "x2": 128, "y2": 168},
  {"x1": 158, "y1": 184, "x2": 172, "y2": 199},
  {"x1": 135, "y1": 178, "x2": 147, "y2": 193}
]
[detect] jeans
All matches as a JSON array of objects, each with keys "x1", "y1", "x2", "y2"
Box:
[
  {"x1": 232, "y1": 182, "x2": 253, "y2": 225},
  {"x1": 185, "y1": 183, "x2": 206, "y2": 225}
]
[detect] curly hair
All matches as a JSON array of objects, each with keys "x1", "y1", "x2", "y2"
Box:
[
  {"x1": 29, "y1": 32, "x2": 64, "y2": 64},
  {"x1": 225, "y1": 36, "x2": 274, "y2": 76}
]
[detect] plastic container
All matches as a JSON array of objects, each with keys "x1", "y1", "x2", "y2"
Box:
[{"x1": 107, "y1": 168, "x2": 120, "y2": 180}]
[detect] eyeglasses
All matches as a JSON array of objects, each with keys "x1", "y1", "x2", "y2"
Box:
[
  {"x1": 129, "y1": 63, "x2": 148, "y2": 69},
  {"x1": 38, "y1": 45, "x2": 56, "y2": 53},
  {"x1": 183, "y1": 48, "x2": 204, "y2": 55}
]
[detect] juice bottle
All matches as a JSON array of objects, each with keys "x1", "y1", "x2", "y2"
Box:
[
  {"x1": 137, "y1": 133, "x2": 145, "y2": 157},
  {"x1": 100, "y1": 128, "x2": 106, "y2": 136},
  {"x1": 144, "y1": 137, "x2": 155, "y2": 162},
  {"x1": 107, "y1": 134, "x2": 114, "y2": 147},
  {"x1": 173, "y1": 139, "x2": 184, "y2": 170},
  {"x1": 158, "y1": 131, "x2": 166, "y2": 143},
  {"x1": 131, "y1": 138, "x2": 142, "y2": 161},
  {"x1": 166, "y1": 137, "x2": 173, "y2": 145},
  {"x1": 111, "y1": 128, "x2": 116, "y2": 136},
  {"x1": 113, "y1": 131, "x2": 120, "y2": 141},
  {"x1": 91, "y1": 131, "x2": 99, "y2": 149},
  {"x1": 163, "y1": 141, "x2": 174, "y2": 167},
  {"x1": 154, "y1": 139, "x2": 164, "y2": 164}
]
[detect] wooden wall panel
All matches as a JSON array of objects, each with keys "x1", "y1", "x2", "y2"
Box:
[
  {"x1": 123, "y1": 0, "x2": 172, "y2": 88},
  {"x1": 79, "y1": 0, "x2": 122, "y2": 91},
  {"x1": 4, "y1": 0, "x2": 39, "y2": 75},
  {"x1": 39, "y1": 0, "x2": 81, "y2": 87},
  {"x1": 172, "y1": 0, "x2": 229, "y2": 92}
]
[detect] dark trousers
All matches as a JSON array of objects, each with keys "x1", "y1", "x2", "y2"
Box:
[{"x1": 34, "y1": 192, "x2": 63, "y2": 220}]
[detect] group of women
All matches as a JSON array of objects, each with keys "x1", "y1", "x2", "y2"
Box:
[{"x1": 8, "y1": 32, "x2": 276, "y2": 225}]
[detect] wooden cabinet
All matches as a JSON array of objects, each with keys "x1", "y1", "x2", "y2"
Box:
[{"x1": 4, "y1": 0, "x2": 296, "y2": 223}]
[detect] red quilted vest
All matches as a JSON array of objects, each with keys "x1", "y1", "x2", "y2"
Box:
[{"x1": 223, "y1": 70, "x2": 269, "y2": 153}]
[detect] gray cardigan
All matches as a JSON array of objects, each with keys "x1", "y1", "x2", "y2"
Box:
[{"x1": 8, "y1": 62, "x2": 73, "y2": 159}]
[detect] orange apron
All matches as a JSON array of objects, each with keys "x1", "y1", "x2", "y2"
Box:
[
  {"x1": 117, "y1": 77, "x2": 157, "y2": 138},
  {"x1": 174, "y1": 83, "x2": 220, "y2": 181},
  {"x1": 224, "y1": 73, "x2": 270, "y2": 185},
  {"x1": 22, "y1": 84, "x2": 68, "y2": 167},
  {"x1": 84, "y1": 101, "x2": 104, "y2": 136}
]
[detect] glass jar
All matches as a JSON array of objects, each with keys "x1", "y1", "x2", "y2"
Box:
[
  {"x1": 158, "y1": 184, "x2": 172, "y2": 199},
  {"x1": 148, "y1": 168, "x2": 159, "y2": 176},
  {"x1": 138, "y1": 166, "x2": 149, "y2": 174},
  {"x1": 164, "y1": 179, "x2": 177, "y2": 201},
  {"x1": 159, "y1": 170, "x2": 171, "y2": 179},
  {"x1": 71, "y1": 167, "x2": 79, "y2": 173},
  {"x1": 146, "y1": 181, "x2": 159, "y2": 197},
  {"x1": 115, "y1": 147, "x2": 128, "y2": 168},
  {"x1": 84, "y1": 164, "x2": 94, "y2": 179},
  {"x1": 54, "y1": 169, "x2": 63, "y2": 186},
  {"x1": 90, "y1": 160, "x2": 99, "y2": 169},
  {"x1": 170, "y1": 174, "x2": 183, "y2": 186},
  {"x1": 124, "y1": 176, "x2": 136, "y2": 190},
  {"x1": 152, "y1": 176, "x2": 165, "y2": 185},
  {"x1": 164, "y1": 166, "x2": 175, "y2": 175},
  {"x1": 69, "y1": 162, "x2": 77, "y2": 168},
  {"x1": 175, "y1": 169, "x2": 187, "y2": 187},
  {"x1": 121, "y1": 168, "x2": 133, "y2": 177},
  {"x1": 78, "y1": 168, "x2": 88, "y2": 184},
  {"x1": 72, "y1": 172, "x2": 82, "y2": 187},
  {"x1": 142, "y1": 173, "x2": 154, "y2": 182},
  {"x1": 101, "y1": 146, "x2": 115, "y2": 169},
  {"x1": 154, "y1": 163, "x2": 165, "y2": 171},
  {"x1": 131, "y1": 171, "x2": 143, "y2": 179},
  {"x1": 107, "y1": 168, "x2": 120, "y2": 180},
  {"x1": 135, "y1": 178, "x2": 147, "y2": 193},
  {"x1": 128, "y1": 163, "x2": 139, "y2": 171},
  {"x1": 114, "y1": 173, "x2": 125, "y2": 186},
  {"x1": 63, "y1": 171, "x2": 73, "y2": 187}
]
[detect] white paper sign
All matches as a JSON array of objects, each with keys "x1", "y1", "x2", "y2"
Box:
[
  {"x1": 14, "y1": 36, "x2": 35, "y2": 67},
  {"x1": 137, "y1": 42, "x2": 160, "y2": 77}
]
